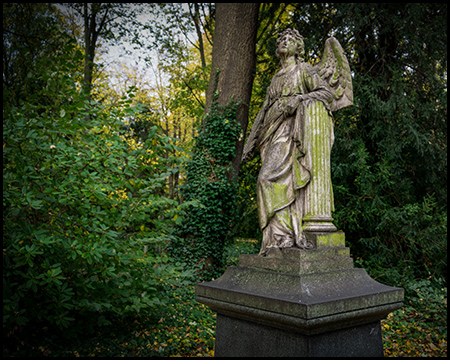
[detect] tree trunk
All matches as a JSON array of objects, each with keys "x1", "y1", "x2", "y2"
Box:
[
  {"x1": 190, "y1": 3, "x2": 206, "y2": 68},
  {"x1": 204, "y1": 3, "x2": 259, "y2": 179},
  {"x1": 83, "y1": 4, "x2": 95, "y2": 102},
  {"x1": 83, "y1": 4, "x2": 109, "y2": 104}
]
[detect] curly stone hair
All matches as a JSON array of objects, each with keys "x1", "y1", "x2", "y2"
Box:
[{"x1": 275, "y1": 28, "x2": 305, "y2": 62}]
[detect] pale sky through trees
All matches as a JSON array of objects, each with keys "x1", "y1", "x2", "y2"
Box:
[{"x1": 55, "y1": 3, "x2": 189, "y2": 90}]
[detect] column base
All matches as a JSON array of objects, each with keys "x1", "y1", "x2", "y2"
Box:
[{"x1": 302, "y1": 216, "x2": 338, "y2": 232}]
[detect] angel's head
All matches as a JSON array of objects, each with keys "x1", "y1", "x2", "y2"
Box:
[{"x1": 276, "y1": 28, "x2": 305, "y2": 63}]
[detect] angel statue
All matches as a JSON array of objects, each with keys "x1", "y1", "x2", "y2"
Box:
[{"x1": 242, "y1": 29, "x2": 353, "y2": 256}]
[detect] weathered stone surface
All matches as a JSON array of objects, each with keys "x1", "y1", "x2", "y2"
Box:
[
  {"x1": 241, "y1": 29, "x2": 354, "y2": 255},
  {"x1": 214, "y1": 314, "x2": 383, "y2": 357},
  {"x1": 305, "y1": 231, "x2": 346, "y2": 248},
  {"x1": 196, "y1": 261, "x2": 403, "y2": 357},
  {"x1": 239, "y1": 246, "x2": 353, "y2": 274},
  {"x1": 196, "y1": 266, "x2": 403, "y2": 333},
  {"x1": 195, "y1": 231, "x2": 403, "y2": 356}
]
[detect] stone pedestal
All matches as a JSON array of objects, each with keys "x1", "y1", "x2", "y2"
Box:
[{"x1": 195, "y1": 232, "x2": 404, "y2": 357}]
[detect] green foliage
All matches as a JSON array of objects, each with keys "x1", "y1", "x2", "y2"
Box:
[
  {"x1": 344, "y1": 194, "x2": 446, "y2": 286},
  {"x1": 382, "y1": 280, "x2": 447, "y2": 357},
  {"x1": 142, "y1": 284, "x2": 216, "y2": 357},
  {"x1": 3, "y1": 40, "x2": 192, "y2": 337},
  {"x1": 3, "y1": 240, "x2": 446, "y2": 357},
  {"x1": 224, "y1": 239, "x2": 260, "y2": 266},
  {"x1": 168, "y1": 83, "x2": 241, "y2": 281},
  {"x1": 3, "y1": 3, "x2": 72, "y2": 103},
  {"x1": 328, "y1": 3, "x2": 447, "y2": 284},
  {"x1": 5, "y1": 282, "x2": 216, "y2": 357}
]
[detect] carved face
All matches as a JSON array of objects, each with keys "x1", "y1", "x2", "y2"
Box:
[
  {"x1": 277, "y1": 35, "x2": 297, "y2": 57},
  {"x1": 276, "y1": 33, "x2": 304, "y2": 61}
]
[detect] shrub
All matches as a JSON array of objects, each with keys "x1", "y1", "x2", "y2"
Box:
[{"x1": 3, "y1": 41, "x2": 192, "y2": 335}]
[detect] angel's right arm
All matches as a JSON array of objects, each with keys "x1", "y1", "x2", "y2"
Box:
[{"x1": 241, "y1": 97, "x2": 269, "y2": 162}]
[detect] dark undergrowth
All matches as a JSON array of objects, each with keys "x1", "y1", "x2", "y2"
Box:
[{"x1": 3, "y1": 239, "x2": 446, "y2": 357}]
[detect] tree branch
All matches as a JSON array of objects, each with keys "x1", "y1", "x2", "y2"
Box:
[{"x1": 182, "y1": 78, "x2": 205, "y2": 108}]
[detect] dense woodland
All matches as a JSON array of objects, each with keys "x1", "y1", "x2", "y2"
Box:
[{"x1": 3, "y1": 3, "x2": 447, "y2": 356}]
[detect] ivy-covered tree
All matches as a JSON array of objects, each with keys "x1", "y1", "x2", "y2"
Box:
[
  {"x1": 167, "y1": 4, "x2": 259, "y2": 280},
  {"x1": 204, "y1": 3, "x2": 260, "y2": 179},
  {"x1": 168, "y1": 84, "x2": 241, "y2": 281}
]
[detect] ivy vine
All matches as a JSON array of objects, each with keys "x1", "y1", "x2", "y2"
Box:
[{"x1": 168, "y1": 71, "x2": 241, "y2": 281}]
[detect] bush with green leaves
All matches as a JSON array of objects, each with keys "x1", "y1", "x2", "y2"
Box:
[
  {"x1": 168, "y1": 90, "x2": 241, "y2": 281},
  {"x1": 3, "y1": 41, "x2": 192, "y2": 334}
]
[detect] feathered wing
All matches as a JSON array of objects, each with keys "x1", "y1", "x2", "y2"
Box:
[{"x1": 313, "y1": 37, "x2": 353, "y2": 112}]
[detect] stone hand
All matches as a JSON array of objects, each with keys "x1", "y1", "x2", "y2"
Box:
[
  {"x1": 241, "y1": 147, "x2": 253, "y2": 163},
  {"x1": 284, "y1": 95, "x2": 303, "y2": 117}
]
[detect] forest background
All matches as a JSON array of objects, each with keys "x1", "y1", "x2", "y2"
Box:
[{"x1": 3, "y1": 3, "x2": 447, "y2": 357}]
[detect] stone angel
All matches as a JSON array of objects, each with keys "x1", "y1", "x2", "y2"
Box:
[{"x1": 241, "y1": 29, "x2": 353, "y2": 255}]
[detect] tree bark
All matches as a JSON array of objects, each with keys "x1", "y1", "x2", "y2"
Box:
[
  {"x1": 190, "y1": 3, "x2": 206, "y2": 68},
  {"x1": 204, "y1": 3, "x2": 259, "y2": 179},
  {"x1": 83, "y1": 4, "x2": 110, "y2": 103}
]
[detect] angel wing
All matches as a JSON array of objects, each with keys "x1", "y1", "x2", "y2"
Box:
[{"x1": 313, "y1": 37, "x2": 353, "y2": 112}]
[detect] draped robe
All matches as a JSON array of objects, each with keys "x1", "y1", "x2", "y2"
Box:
[{"x1": 247, "y1": 62, "x2": 335, "y2": 255}]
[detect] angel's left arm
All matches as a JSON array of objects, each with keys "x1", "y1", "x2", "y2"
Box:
[{"x1": 301, "y1": 64, "x2": 333, "y2": 109}]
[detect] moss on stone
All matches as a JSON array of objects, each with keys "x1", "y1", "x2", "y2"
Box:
[{"x1": 316, "y1": 232, "x2": 345, "y2": 248}]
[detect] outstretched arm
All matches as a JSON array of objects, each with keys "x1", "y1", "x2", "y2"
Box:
[{"x1": 241, "y1": 98, "x2": 268, "y2": 162}]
